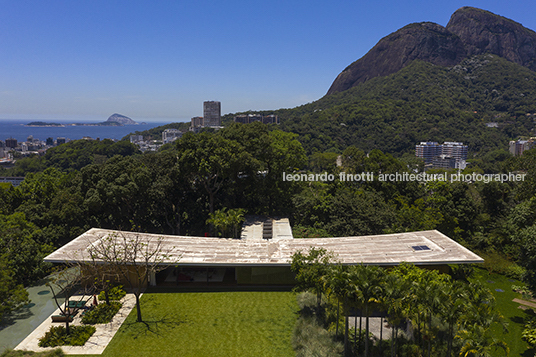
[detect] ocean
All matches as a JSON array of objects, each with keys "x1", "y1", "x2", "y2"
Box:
[{"x1": 0, "y1": 119, "x2": 180, "y2": 143}]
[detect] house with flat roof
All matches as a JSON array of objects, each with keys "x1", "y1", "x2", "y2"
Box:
[{"x1": 44, "y1": 218, "x2": 483, "y2": 288}]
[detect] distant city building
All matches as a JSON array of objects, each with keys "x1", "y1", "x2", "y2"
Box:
[
  {"x1": 441, "y1": 142, "x2": 468, "y2": 161},
  {"x1": 191, "y1": 116, "x2": 203, "y2": 128},
  {"x1": 0, "y1": 177, "x2": 25, "y2": 187},
  {"x1": 5, "y1": 138, "x2": 17, "y2": 148},
  {"x1": 263, "y1": 114, "x2": 280, "y2": 124},
  {"x1": 415, "y1": 142, "x2": 442, "y2": 164},
  {"x1": 0, "y1": 140, "x2": 4, "y2": 148},
  {"x1": 431, "y1": 155, "x2": 467, "y2": 170},
  {"x1": 233, "y1": 114, "x2": 280, "y2": 125},
  {"x1": 162, "y1": 129, "x2": 182, "y2": 144},
  {"x1": 234, "y1": 115, "x2": 247, "y2": 124},
  {"x1": 248, "y1": 114, "x2": 263, "y2": 123},
  {"x1": 56, "y1": 137, "x2": 66, "y2": 145},
  {"x1": 416, "y1": 141, "x2": 468, "y2": 169},
  {"x1": 130, "y1": 135, "x2": 144, "y2": 143},
  {"x1": 46, "y1": 137, "x2": 54, "y2": 146},
  {"x1": 203, "y1": 101, "x2": 221, "y2": 127},
  {"x1": 509, "y1": 138, "x2": 536, "y2": 156}
]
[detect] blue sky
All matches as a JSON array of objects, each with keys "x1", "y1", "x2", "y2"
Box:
[{"x1": 1, "y1": 1, "x2": 535, "y2": 122}]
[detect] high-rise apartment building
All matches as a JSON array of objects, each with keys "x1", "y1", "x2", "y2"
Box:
[
  {"x1": 441, "y1": 142, "x2": 468, "y2": 161},
  {"x1": 5, "y1": 138, "x2": 17, "y2": 148},
  {"x1": 203, "y1": 101, "x2": 221, "y2": 127},
  {"x1": 416, "y1": 141, "x2": 468, "y2": 169},
  {"x1": 509, "y1": 138, "x2": 536, "y2": 156},
  {"x1": 415, "y1": 142, "x2": 442, "y2": 164}
]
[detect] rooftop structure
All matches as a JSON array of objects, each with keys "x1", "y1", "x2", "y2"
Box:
[{"x1": 45, "y1": 226, "x2": 483, "y2": 268}]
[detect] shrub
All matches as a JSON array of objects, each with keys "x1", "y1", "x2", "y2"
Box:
[
  {"x1": 293, "y1": 316, "x2": 343, "y2": 357},
  {"x1": 296, "y1": 291, "x2": 317, "y2": 311},
  {"x1": 0, "y1": 349, "x2": 64, "y2": 357},
  {"x1": 38, "y1": 325, "x2": 96, "y2": 347},
  {"x1": 292, "y1": 225, "x2": 332, "y2": 238},
  {"x1": 98, "y1": 285, "x2": 126, "y2": 302},
  {"x1": 480, "y1": 251, "x2": 525, "y2": 279},
  {"x1": 81, "y1": 301, "x2": 122, "y2": 324}
]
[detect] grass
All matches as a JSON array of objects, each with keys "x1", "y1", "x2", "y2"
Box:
[
  {"x1": 470, "y1": 267, "x2": 535, "y2": 357},
  {"x1": 71, "y1": 290, "x2": 298, "y2": 357}
]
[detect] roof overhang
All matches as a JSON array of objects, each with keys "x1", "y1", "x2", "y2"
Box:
[{"x1": 44, "y1": 228, "x2": 484, "y2": 267}]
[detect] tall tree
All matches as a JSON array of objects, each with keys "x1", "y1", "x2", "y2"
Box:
[
  {"x1": 0, "y1": 256, "x2": 29, "y2": 321},
  {"x1": 176, "y1": 132, "x2": 251, "y2": 216}
]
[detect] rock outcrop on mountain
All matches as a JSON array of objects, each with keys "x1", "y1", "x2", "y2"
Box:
[
  {"x1": 327, "y1": 22, "x2": 466, "y2": 94},
  {"x1": 106, "y1": 113, "x2": 138, "y2": 125},
  {"x1": 327, "y1": 7, "x2": 536, "y2": 95},
  {"x1": 446, "y1": 7, "x2": 536, "y2": 71}
]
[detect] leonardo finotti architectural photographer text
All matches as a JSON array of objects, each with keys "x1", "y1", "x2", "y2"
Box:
[{"x1": 282, "y1": 172, "x2": 527, "y2": 183}]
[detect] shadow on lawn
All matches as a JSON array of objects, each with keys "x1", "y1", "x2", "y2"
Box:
[
  {"x1": 121, "y1": 315, "x2": 189, "y2": 339},
  {"x1": 147, "y1": 285, "x2": 294, "y2": 294}
]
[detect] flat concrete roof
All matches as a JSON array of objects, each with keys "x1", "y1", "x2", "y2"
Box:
[{"x1": 44, "y1": 227, "x2": 483, "y2": 267}]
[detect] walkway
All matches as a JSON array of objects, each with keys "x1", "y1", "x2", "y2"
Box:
[
  {"x1": 0, "y1": 277, "x2": 59, "y2": 353},
  {"x1": 15, "y1": 293, "x2": 137, "y2": 355}
]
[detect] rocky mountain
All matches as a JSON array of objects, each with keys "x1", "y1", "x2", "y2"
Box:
[
  {"x1": 276, "y1": 53, "x2": 536, "y2": 158},
  {"x1": 327, "y1": 7, "x2": 536, "y2": 95},
  {"x1": 106, "y1": 113, "x2": 138, "y2": 125}
]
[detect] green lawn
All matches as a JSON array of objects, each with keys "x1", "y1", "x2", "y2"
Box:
[
  {"x1": 81, "y1": 291, "x2": 298, "y2": 357},
  {"x1": 470, "y1": 267, "x2": 535, "y2": 357}
]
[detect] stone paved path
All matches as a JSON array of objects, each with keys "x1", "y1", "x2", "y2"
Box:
[{"x1": 15, "y1": 293, "x2": 138, "y2": 355}]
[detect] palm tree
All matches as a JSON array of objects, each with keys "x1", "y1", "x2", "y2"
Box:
[
  {"x1": 324, "y1": 264, "x2": 352, "y2": 354},
  {"x1": 351, "y1": 264, "x2": 385, "y2": 357},
  {"x1": 456, "y1": 282, "x2": 508, "y2": 357},
  {"x1": 438, "y1": 280, "x2": 468, "y2": 357},
  {"x1": 457, "y1": 324, "x2": 509, "y2": 357},
  {"x1": 382, "y1": 272, "x2": 409, "y2": 357},
  {"x1": 416, "y1": 270, "x2": 448, "y2": 357}
]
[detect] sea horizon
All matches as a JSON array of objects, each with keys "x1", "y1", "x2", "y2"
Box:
[{"x1": 0, "y1": 119, "x2": 186, "y2": 142}]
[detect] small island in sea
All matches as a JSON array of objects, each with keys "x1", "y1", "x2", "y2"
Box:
[
  {"x1": 26, "y1": 121, "x2": 65, "y2": 127},
  {"x1": 25, "y1": 113, "x2": 139, "y2": 127}
]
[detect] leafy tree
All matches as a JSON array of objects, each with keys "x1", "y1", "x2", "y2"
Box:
[
  {"x1": 177, "y1": 132, "x2": 250, "y2": 216},
  {"x1": 80, "y1": 156, "x2": 153, "y2": 230},
  {"x1": 206, "y1": 207, "x2": 246, "y2": 238},
  {"x1": 0, "y1": 255, "x2": 29, "y2": 321}
]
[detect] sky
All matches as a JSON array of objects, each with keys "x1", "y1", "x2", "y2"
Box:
[{"x1": 1, "y1": 0, "x2": 536, "y2": 123}]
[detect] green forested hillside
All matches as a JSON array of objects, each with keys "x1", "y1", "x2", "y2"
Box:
[{"x1": 276, "y1": 55, "x2": 536, "y2": 156}]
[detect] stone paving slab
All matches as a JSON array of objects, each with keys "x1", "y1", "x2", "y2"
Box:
[
  {"x1": 513, "y1": 298, "x2": 536, "y2": 309},
  {"x1": 15, "y1": 293, "x2": 138, "y2": 355}
]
